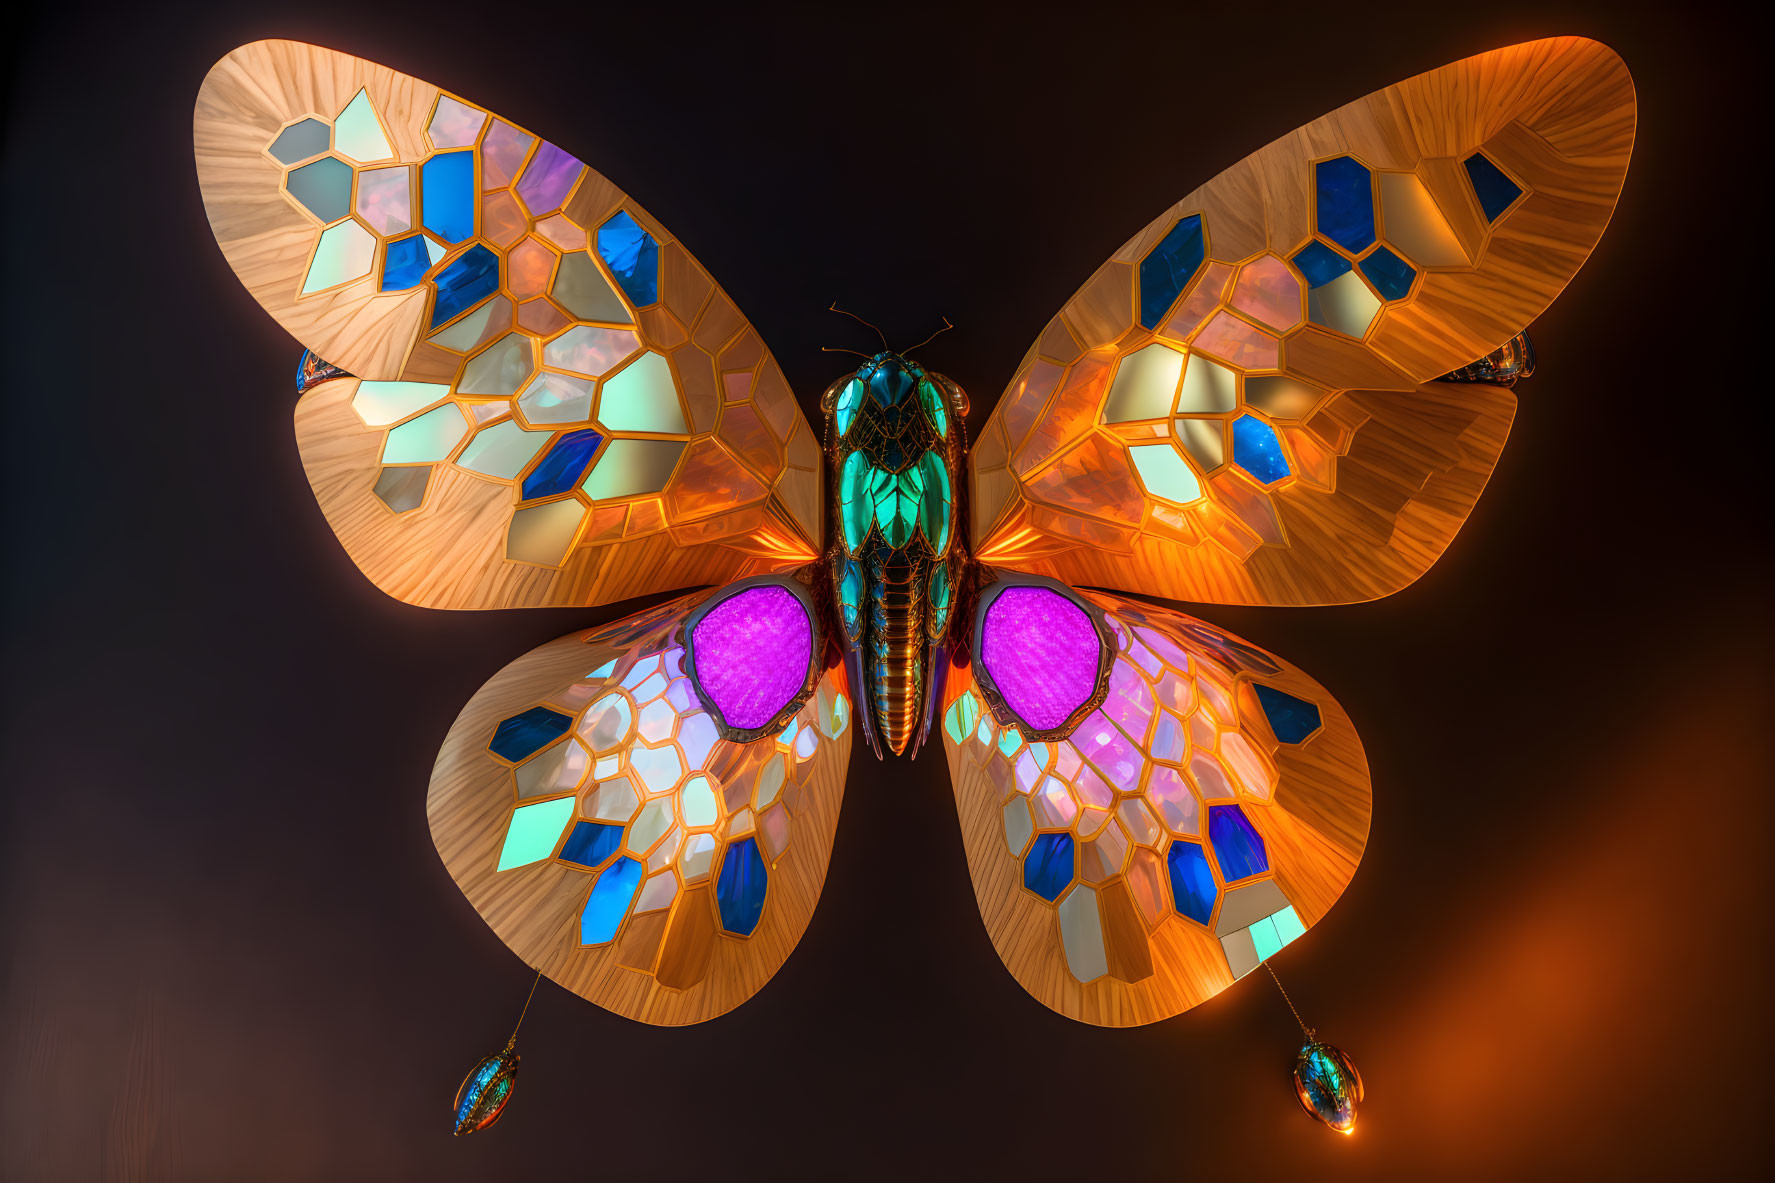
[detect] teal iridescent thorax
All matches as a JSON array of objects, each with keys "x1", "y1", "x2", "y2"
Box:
[{"x1": 822, "y1": 351, "x2": 966, "y2": 755}]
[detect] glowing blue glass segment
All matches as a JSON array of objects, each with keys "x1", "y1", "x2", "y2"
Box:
[
  {"x1": 430, "y1": 245, "x2": 500, "y2": 327},
  {"x1": 558, "y1": 821, "x2": 623, "y2": 868},
  {"x1": 1291, "y1": 240, "x2": 1351, "y2": 288},
  {"x1": 835, "y1": 377, "x2": 863, "y2": 436},
  {"x1": 1139, "y1": 214, "x2": 1206, "y2": 329},
  {"x1": 596, "y1": 211, "x2": 658, "y2": 306},
  {"x1": 1022, "y1": 832, "x2": 1074, "y2": 901},
  {"x1": 381, "y1": 234, "x2": 431, "y2": 291},
  {"x1": 838, "y1": 557, "x2": 863, "y2": 636},
  {"x1": 580, "y1": 857, "x2": 643, "y2": 944},
  {"x1": 868, "y1": 361, "x2": 914, "y2": 408},
  {"x1": 716, "y1": 837, "x2": 768, "y2": 935},
  {"x1": 489, "y1": 705, "x2": 572, "y2": 761},
  {"x1": 1463, "y1": 152, "x2": 1522, "y2": 222},
  {"x1": 1208, "y1": 804, "x2": 1268, "y2": 881},
  {"x1": 1232, "y1": 415, "x2": 1290, "y2": 484},
  {"x1": 1254, "y1": 684, "x2": 1322, "y2": 743},
  {"x1": 1296, "y1": 1042, "x2": 1360, "y2": 1131},
  {"x1": 918, "y1": 378, "x2": 948, "y2": 437},
  {"x1": 421, "y1": 150, "x2": 476, "y2": 243},
  {"x1": 520, "y1": 429, "x2": 603, "y2": 501},
  {"x1": 1359, "y1": 245, "x2": 1415, "y2": 301},
  {"x1": 1166, "y1": 841, "x2": 1217, "y2": 924},
  {"x1": 1315, "y1": 156, "x2": 1375, "y2": 254},
  {"x1": 839, "y1": 451, "x2": 872, "y2": 552},
  {"x1": 455, "y1": 1058, "x2": 501, "y2": 1128}
]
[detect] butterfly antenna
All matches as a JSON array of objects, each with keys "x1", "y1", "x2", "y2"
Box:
[
  {"x1": 828, "y1": 302, "x2": 889, "y2": 351},
  {"x1": 902, "y1": 316, "x2": 953, "y2": 355},
  {"x1": 820, "y1": 346, "x2": 873, "y2": 359}
]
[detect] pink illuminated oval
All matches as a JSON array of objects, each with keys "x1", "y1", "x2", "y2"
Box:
[
  {"x1": 687, "y1": 584, "x2": 812, "y2": 732},
  {"x1": 979, "y1": 585, "x2": 1104, "y2": 733}
]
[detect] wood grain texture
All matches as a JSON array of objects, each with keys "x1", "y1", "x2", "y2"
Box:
[
  {"x1": 428, "y1": 608, "x2": 852, "y2": 1025},
  {"x1": 943, "y1": 594, "x2": 1370, "y2": 1026},
  {"x1": 972, "y1": 37, "x2": 1633, "y2": 606},
  {"x1": 294, "y1": 377, "x2": 811, "y2": 609},
  {"x1": 196, "y1": 40, "x2": 821, "y2": 611}
]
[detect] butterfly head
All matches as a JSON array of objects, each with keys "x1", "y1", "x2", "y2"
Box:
[{"x1": 820, "y1": 352, "x2": 970, "y2": 426}]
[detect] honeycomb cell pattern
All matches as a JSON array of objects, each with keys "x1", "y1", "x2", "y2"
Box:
[
  {"x1": 977, "y1": 145, "x2": 1528, "y2": 569},
  {"x1": 941, "y1": 597, "x2": 1326, "y2": 986},
  {"x1": 485, "y1": 603, "x2": 852, "y2": 985},
  {"x1": 269, "y1": 85, "x2": 819, "y2": 568}
]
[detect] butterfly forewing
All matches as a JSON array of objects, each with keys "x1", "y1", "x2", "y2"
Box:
[
  {"x1": 195, "y1": 40, "x2": 822, "y2": 610},
  {"x1": 970, "y1": 37, "x2": 1634, "y2": 605},
  {"x1": 432, "y1": 577, "x2": 853, "y2": 1024}
]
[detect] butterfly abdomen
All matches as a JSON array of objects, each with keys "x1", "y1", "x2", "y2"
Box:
[
  {"x1": 865, "y1": 551, "x2": 926, "y2": 755},
  {"x1": 824, "y1": 352, "x2": 966, "y2": 757}
]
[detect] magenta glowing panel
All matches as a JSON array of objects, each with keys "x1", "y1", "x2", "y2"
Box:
[
  {"x1": 979, "y1": 586, "x2": 1102, "y2": 732},
  {"x1": 689, "y1": 585, "x2": 812, "y2": 731}
]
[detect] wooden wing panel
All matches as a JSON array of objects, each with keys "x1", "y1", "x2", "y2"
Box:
[
  {"x1": 941, "y1": 592, "x2": 1369, "y2": 1026},
  {"x1": 196, "y1": 40, "x2": 821, "y2": 609},
  {"x1": 430, "y1": 590, "x2": 854, "y2": 1025},
  {"x1": 971, "y1": 37, "x2": 1633, "y2": 605}
]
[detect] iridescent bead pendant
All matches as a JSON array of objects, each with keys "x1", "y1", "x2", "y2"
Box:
[{"x1": 1292, "y1": 1039, "x2": 1365, "y2": 1135}]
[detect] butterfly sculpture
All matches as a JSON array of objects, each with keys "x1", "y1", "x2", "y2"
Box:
[{"x1": 195, "y1": 37, "x2": 1633, "y2": 1131}]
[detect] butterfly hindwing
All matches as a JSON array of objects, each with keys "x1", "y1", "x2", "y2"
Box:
[
  {"x1": 196, "y1": 40, "x2": 822, "y2": 610},
  {"x1": 970, "y1": 37, "x2": 1634, "y2": 605},
  {"x1": 431, "y1": 575, "x2": 853, "y2": 1024},
  {"x1": 941, "y1": 577, "x2": 1368, "y2": 1025}
]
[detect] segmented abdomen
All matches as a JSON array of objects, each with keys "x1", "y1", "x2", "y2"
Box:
[{"x1": 866, "y1": 552, "x2": 925, "y2": 756}]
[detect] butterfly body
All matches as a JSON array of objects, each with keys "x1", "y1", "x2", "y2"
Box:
[{"x1": 823, "y1": 352, "x2": 968, "y2": 756}]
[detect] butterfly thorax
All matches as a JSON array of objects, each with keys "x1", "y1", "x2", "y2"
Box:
[{"x1": 822, "y1": 353, "x2": 967, "y2": 758}]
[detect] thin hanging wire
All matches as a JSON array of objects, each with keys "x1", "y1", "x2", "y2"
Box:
[
  {"x1": 503, "y1": 968, "x2": 544, "y2": 1051},
  {"x1": 1265, "y1": 963, "x2": 1314, "y2": 1041}
]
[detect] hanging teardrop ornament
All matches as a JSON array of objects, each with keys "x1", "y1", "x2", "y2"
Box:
[
  {"x1": 1265, "y1": 963, "x2": 1364, "y2": 1135},
  {"x1": 1292, "y1": 1039, "x2": 1365, "y2": 1135},
  {"x1": 451, "y1": 969, "x2": 541, "y2": 1136}
]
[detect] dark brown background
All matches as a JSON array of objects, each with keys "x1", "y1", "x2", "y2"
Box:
[{"x1": 3, "y1": 2, "x2": 1768, "y2": 1179}]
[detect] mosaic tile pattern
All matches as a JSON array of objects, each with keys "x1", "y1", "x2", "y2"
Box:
[
  {"x1": 942, "y1": 592, "x2": 1329, "y2": 987},
  {"x1": 264, "y1": 82, "x2": 819, "y2": 568},
  {"x1": 972, "y1": 148, "x2": 1527, "y2": 570},
  {"x1": 485, "y1": 590, "x2": 851, "y2": 983}
]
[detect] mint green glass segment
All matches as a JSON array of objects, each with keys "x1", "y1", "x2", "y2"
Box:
[
  {"x1": 917, "y1": 378, "x2": 948, "y2": 437},
  {"x1": 495, "y1": 797, "x2": 575, "y2": 871},
  {"x1": 600, "y1": 352, "x2": 686, "y2": 433},
  {"x1": 333, "y1": 88, "x2": 394, "y2": 161},
  {"x1": 870, "y1": 464, "x2": 924, "y2": 548},
  {"x1": 840, "y1": 451, "x2": 873, "y2": 552},
  {"x1": 836, "y1": 377, "x2": 864, "y2": 437},
  {"x1": 382, "y1": 404, "x2": 468, "y2": 463},
  {"x1": 915, "y1": 450, "x2": 951, "y2": 553}
]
